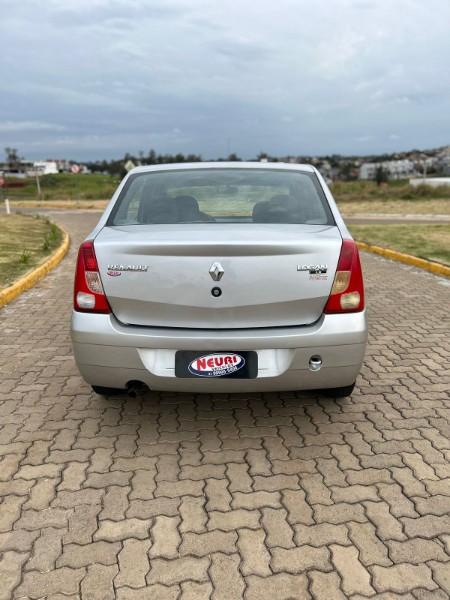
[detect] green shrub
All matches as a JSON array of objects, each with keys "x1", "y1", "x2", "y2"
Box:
[
  {"x1": 42, "y1": 235, "x2": 51, "y2": 251},
  {"x1": 19, "y1": 249, "x2": 31, "y2": 263}
]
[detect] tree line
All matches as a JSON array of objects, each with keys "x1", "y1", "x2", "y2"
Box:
[{"x1": 85, "y1": 150, "x2": 274, "y2": 176}]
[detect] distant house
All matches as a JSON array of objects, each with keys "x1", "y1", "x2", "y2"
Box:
[
  {"x1": 46, "y1": 158, "x2": 72, "y2": 173},
  {"x1": 359, "y1": 159, "x2": 414, "y2": 180},
  {"x1": 436, "y1": 147, "x2": 450, "y2": 175},
  {"x1": 0, "y1": 160, "x2": 35, "y2": 178},
  {"x1": 0, "y1": 159, "x2": 67, "y2": 177},
  {"x1": 33, "y1": 161, "x2": 59, "y2": 175}
]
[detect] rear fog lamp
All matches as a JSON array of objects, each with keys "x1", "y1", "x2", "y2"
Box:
[
  {"x1": 77, "y1": 292, "x2": 96, "y2": 310},
  {"x1": 340, "y1": 292, "x2": 360, "y2": 310}
]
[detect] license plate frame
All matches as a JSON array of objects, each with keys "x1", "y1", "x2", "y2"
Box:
[{"x1": 175, "y1": 350, "x2": 258, "y2": 379}]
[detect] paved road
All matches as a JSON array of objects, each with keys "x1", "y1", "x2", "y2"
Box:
[{"x1": 0, "y1": 212, "x2": 449, "y2": 600}]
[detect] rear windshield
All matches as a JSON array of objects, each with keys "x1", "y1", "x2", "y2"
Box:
[{"x1": 108, "y1": 168, "x2": 335, "y2": 226}]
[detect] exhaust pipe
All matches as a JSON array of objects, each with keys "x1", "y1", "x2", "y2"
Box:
[{"x1": 127, "y1": 381, "x2": 147, "y2": 398}]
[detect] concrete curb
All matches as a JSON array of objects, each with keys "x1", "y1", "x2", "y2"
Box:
[
  {"x1": 0, "y1": 224, "x2": 70, "y2": 309},
  {"x1": 356, "y1": 241, "x2": 450, "y2": 278}
]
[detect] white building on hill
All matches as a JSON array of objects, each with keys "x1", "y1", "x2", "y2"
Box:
[
  {"x1": 33, "y1": 161, "x2": 59, "y2": 175},
  {"x1": 359, "y1": 159, "x2": 414, "y2": 180}
]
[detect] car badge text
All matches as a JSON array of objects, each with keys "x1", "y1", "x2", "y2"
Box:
[
  {"x1": 209, "y1": 262, "x2": 225, "y2": 281},
  {"x1": 297, "y1": 264, "x2": 328, "y2": 274},
  {"x1": 107, "y1": 265, "x2": 148, "y2": 272}
]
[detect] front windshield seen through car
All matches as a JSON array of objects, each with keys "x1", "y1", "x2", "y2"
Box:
[{"x1": 108, "y1": 168, "x2": 334, "y2": 226}]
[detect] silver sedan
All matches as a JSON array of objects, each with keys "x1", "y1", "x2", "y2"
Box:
[{"x1": 71, "y1": 162, "x2": 367, "y2": 397}]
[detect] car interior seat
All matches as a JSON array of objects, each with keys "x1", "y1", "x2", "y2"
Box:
[
  {"x1": 174, "y1": 195, "x2": 215, "y2": 222},
  {"x1": 252, "y1": 193, "x2": 325, "y2": 224},
  {"x1": 252, "y1": 195, "x2": 301, "y2": 223},
  {"x1": 142, "y1": 196, "x2": 178, "y2": 223}
]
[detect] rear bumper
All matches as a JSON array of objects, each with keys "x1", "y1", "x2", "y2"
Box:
[{"x1": 71, "y1": 310, "x2": 368, "y2": 393}]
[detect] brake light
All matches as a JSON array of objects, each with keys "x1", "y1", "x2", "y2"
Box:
[
  {"x1": 324, "y1": 239, "x2": 364, "y2": 313},
  {"x1": 74, "y1": 241, "x2": 111, "y2": 313}
]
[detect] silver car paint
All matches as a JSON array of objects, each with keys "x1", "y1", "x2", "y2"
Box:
[
  {"x1": 94, "y1": 224, "x2": 341, "y2": 329},
  {"x1": 72, "y1": 310, "x2": 367, "y2": 392}
]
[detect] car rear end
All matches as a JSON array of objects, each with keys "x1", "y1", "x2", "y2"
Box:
[{"x1": 71, "y1": 163, "x2": 367, "y2": 395}]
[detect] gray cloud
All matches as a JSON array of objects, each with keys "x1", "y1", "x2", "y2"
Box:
[
  {"x1": 0, "y1": 0, "x2": 449, "y2": 160},
  {"x1": 0, "y1": 120, "x2": 66, "y2": 132}
]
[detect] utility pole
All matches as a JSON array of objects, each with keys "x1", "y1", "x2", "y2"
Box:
[
  {"x1": 36, "y1": 171, "x2": 42, "y2": 199},
  {"x1": 0, "y1": 177, "x2": 9, "y2": 214}
]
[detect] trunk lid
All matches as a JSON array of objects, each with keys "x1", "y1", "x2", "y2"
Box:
[{"x1": 94, "y1": 224, "x2": 342, "y2": 329}]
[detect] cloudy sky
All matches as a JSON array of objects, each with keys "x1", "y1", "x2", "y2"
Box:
[{"x1": 1, "y1": 0, "x2": 449, "y2": 161}]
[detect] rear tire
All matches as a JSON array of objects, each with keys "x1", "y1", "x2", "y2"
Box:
[
  {"x1": 321, "y1": 382, "x2": 356, "y2": 398},
  {"x1": 91, "y1": 385, "x2": 125, "y2": 396}
]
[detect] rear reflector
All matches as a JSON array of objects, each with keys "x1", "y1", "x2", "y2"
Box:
[
  {"x1": 74, "y1": 241, "x2": 111, "y2": 313},
  {"x1": 324, "y1": 239, "x2": 364, "y2": 314}
]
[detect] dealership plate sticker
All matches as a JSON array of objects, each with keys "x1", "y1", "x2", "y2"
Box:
[
  {"x1": 190, "y1": 353, "x2": 245, "y2": 377},
  {"x1": 175, "y1": 351, "x2": 258, "y2": 379}
]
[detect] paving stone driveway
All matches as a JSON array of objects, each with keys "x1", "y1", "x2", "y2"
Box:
[{"x1": 0, "y1": 211, "x2": 449, "y2": 600}]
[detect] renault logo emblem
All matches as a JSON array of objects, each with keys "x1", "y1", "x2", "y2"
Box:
[{"x1": 209, "y1": 262, "x2": 224, "y2": 281}]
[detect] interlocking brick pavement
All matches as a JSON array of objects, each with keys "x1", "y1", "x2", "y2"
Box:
[{"x1": 0, "y1": 210, "x2": 449, "y2": 599}]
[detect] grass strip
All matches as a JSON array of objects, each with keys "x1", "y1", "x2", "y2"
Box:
[
  {"x1": 0, "y1": 213, "x2": 63, "y2": 288},
  {"x1": 338, "y1": 198, "x2": 450, "y2": 215},
  {"x1": 349, "y1": 223, "x2": 450, "y2": 267},
  {"x1": 3, "y1": 173, "x2": 120, "y2": 201}
]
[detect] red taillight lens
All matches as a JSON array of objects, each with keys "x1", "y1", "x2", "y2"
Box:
[
  {"x1": 82, "y1": 244, "x2": 98, "y2": 271},
  {"x1": 74, "y1": 241, "x2": 111, "y2": 313},
  {"x1": 324, "y1": 239, "x2": 365, "y2": 314}
]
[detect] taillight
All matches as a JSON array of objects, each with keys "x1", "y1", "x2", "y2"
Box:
[
  {"x1": 74, "y1": 241, "x2": 111, "y2": 313},
  {"x1": 324, "y1": 239, "x2": 364, "y2": 314}
]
